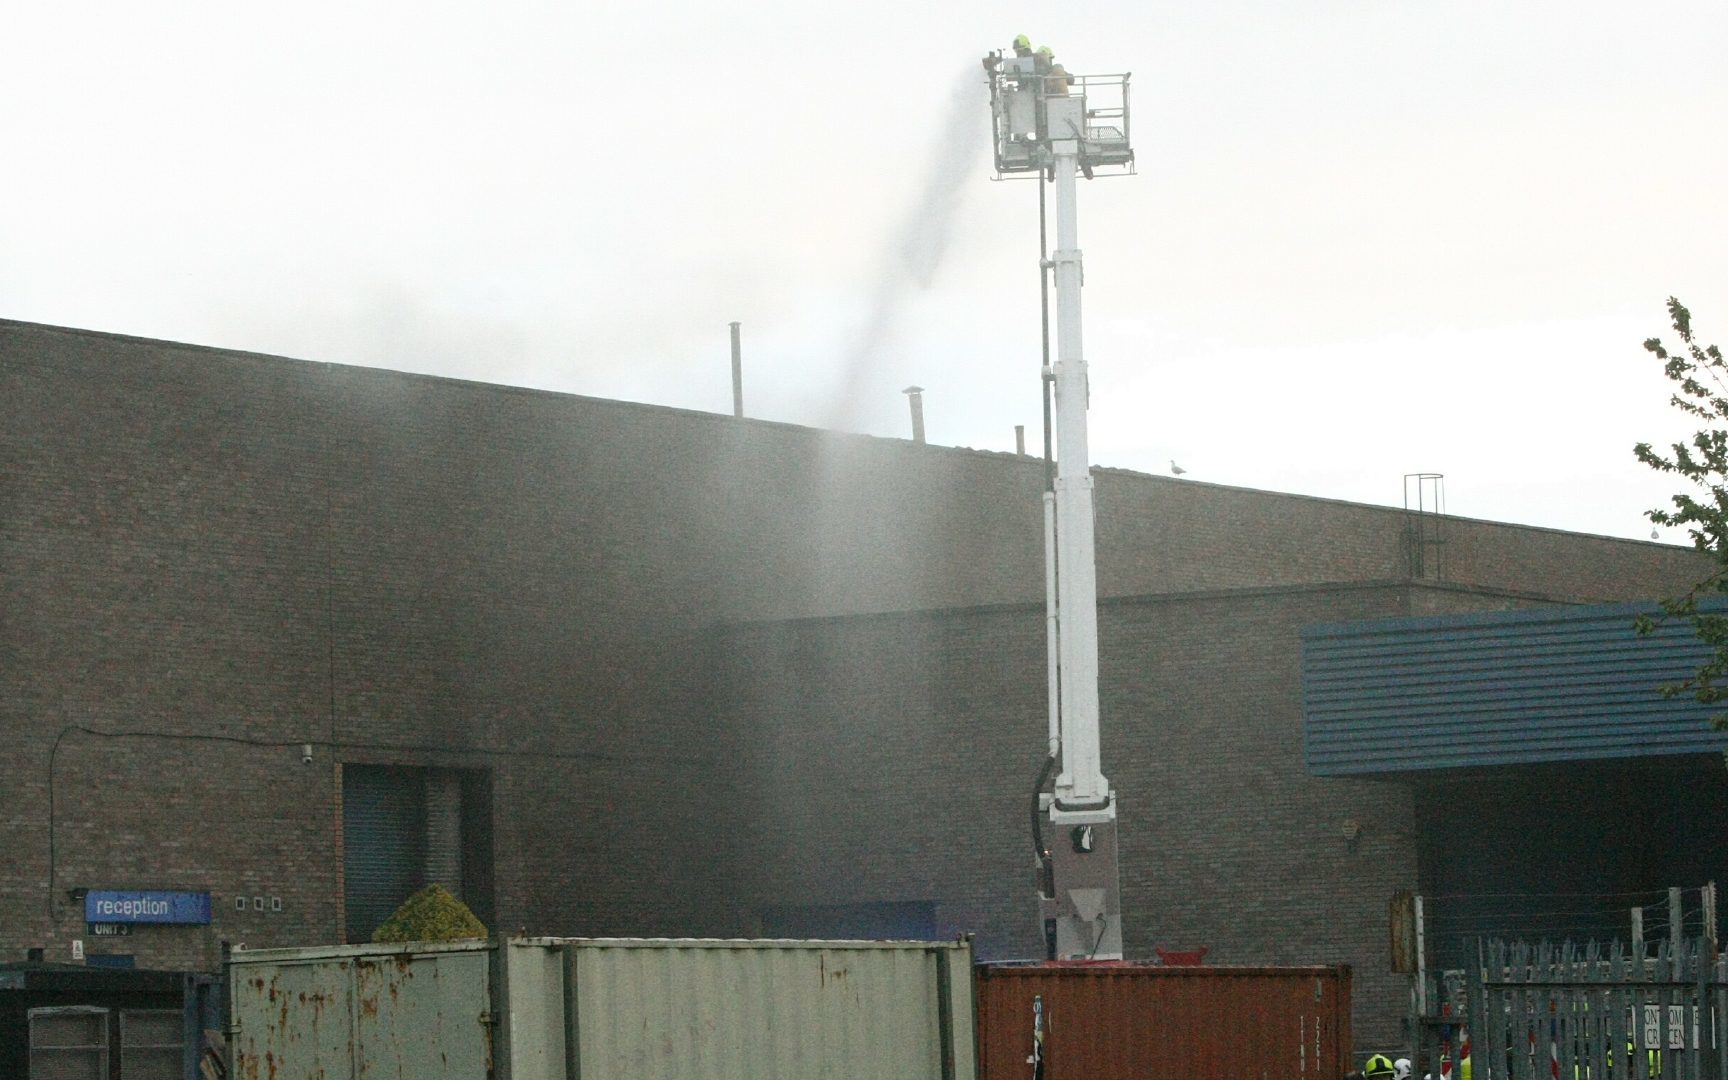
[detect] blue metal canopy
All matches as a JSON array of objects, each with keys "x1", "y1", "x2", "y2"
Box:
[{"x1": 1302, "y1": 601, "x2": 1728, "y2": 775}]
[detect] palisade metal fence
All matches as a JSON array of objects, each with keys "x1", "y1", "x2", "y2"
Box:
[{"x1": 1418, "y1": 938, "x2": 1728, "y2": 1080}]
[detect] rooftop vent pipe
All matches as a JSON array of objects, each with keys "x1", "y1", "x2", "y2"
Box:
[
  {"x1": 729, "y1": 322, "x2": 744, "y2": 418},
  {"x1": 902, "y1": 386, "x2": 926, "y2": 444}
]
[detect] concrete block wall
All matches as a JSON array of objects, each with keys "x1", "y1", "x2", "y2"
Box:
[
  {"x1": 0, "y1": 325, "x2": 763, "y2": 965},
  {"x1": 712, "y1": 605, "x2": 1049, "y2": 954},
  {"x1": 711, "y1": 580, "x2": 1651, "y2": 1048},
  {"x1": 1, "y1": 319, "x2": 1715, "y2": 989},
  {"x1": 1093, "y1": 467, "x2": 1706, "y2": 605},
  {"x1": 5, "y1": 324, "x2": 342, "y2": 968}
]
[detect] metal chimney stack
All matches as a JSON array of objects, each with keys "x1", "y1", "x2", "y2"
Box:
[
  {"x1": 729, "y1": 322, "x2": 744, "y2": 418},
  {"x1": 902, "y1": 386, "x2": 926, "y2": 444}
]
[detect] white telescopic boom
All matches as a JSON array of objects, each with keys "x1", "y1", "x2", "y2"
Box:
[
  {"x1": 987, "y1": 50, "x2": 1130, "y2": 962},
  {"x1": 1043, "y1": 491, "x2": 1061, "y2": 759},
  {"x1": 1040, "y1": 88, "x2": 1123, "y2": 963},
  {"x1": 1048, "y1": 136, "x2": 1112, "y2": 817}
]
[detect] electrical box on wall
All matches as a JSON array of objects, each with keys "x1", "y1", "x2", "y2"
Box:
[{"x1": 232, "y1": 894, "x2": 286, "y2": 913}]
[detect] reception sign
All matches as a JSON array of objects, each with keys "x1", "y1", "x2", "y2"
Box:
[{"x1": 84, "y1": 890, "x2": 212, "y2": 925}]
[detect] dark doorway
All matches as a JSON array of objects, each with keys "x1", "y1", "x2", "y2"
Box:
[
  {"x1": 1414, "y1": 755, "x2": 1728, "y2": 971},
  {"x1": 342, "y1": 765, "x2": 495, "y2": 943}
]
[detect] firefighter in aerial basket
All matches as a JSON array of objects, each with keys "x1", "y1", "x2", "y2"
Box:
[{"x1": 1036, "y1": 46, "x2": 1072, "y2": 95}]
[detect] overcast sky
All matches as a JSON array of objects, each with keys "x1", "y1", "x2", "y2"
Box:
[{"x1": 5, "y1": 1, "x2": 1725, "y2": 541}]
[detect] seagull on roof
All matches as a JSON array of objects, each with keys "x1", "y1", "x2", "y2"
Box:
[{"x1": 1170, "y1": 460, "x2": 1187, "y2": 476}]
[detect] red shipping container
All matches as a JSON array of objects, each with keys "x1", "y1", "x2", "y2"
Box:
[{"x1": 975, "y1": 962, "x2": 1352, "y2": 1079}]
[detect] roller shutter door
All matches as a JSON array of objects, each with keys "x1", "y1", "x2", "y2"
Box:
[{"x1": 343, "y1": 766, "x2": 426, "y2": 943}]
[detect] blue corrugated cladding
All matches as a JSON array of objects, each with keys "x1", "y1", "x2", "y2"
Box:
[{"x1": 1303, "y1": 601, "x2": 1728, "y2": 775}]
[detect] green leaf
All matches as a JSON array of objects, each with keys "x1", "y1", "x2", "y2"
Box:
[{"x1": 1638, "y1": 298, "x2": 1728, "y2": 735}]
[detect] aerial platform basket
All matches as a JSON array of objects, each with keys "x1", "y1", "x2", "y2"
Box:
[{"x1": 987, "y1": 55, "x2": 1135, "y2": 178}]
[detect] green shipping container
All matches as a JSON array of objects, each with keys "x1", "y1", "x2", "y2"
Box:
[{"x1": 228, "y1": 937, "x2": 976, "y2": 1080}]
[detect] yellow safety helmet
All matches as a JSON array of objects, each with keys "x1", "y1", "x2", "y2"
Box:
[
  {"x1": 1013, "y1": 34, "x2": 1031, "y2": 50},
  {"x1": 1037, "y1": 45, "x2": 1054, "y2": 57},
  {"x1": 1364, "y1": 1055, "x2": 1397, "y2": 1078}
]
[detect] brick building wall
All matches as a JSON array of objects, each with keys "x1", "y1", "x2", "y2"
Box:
[
  {"x1": 712, "y1": 580, "x2": 1624, "y2": 1048},
  {"x1": 1, "y1": 318, "x2": 1714, "y2": 1030}
]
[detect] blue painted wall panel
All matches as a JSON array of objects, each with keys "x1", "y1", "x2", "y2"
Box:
[{"x1": 1303, "y1": 601, "x2": 1728, "y2": 774}]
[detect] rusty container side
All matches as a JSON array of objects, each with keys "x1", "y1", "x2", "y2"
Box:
[
  {"x1": 228, "y1": 940, "x2": 494, "y2": 1079},
  {"x1": 975, "y1": 963, "x2": 1351, "y2": 1080}
]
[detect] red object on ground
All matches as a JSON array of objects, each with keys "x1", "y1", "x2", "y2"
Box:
[
  {"x1": 1154, "y1": 946, "x2": 1209, "y2": 965},
  {"x1": 975, "y1": 962, "x2": 1352, "y2": 1080}
]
